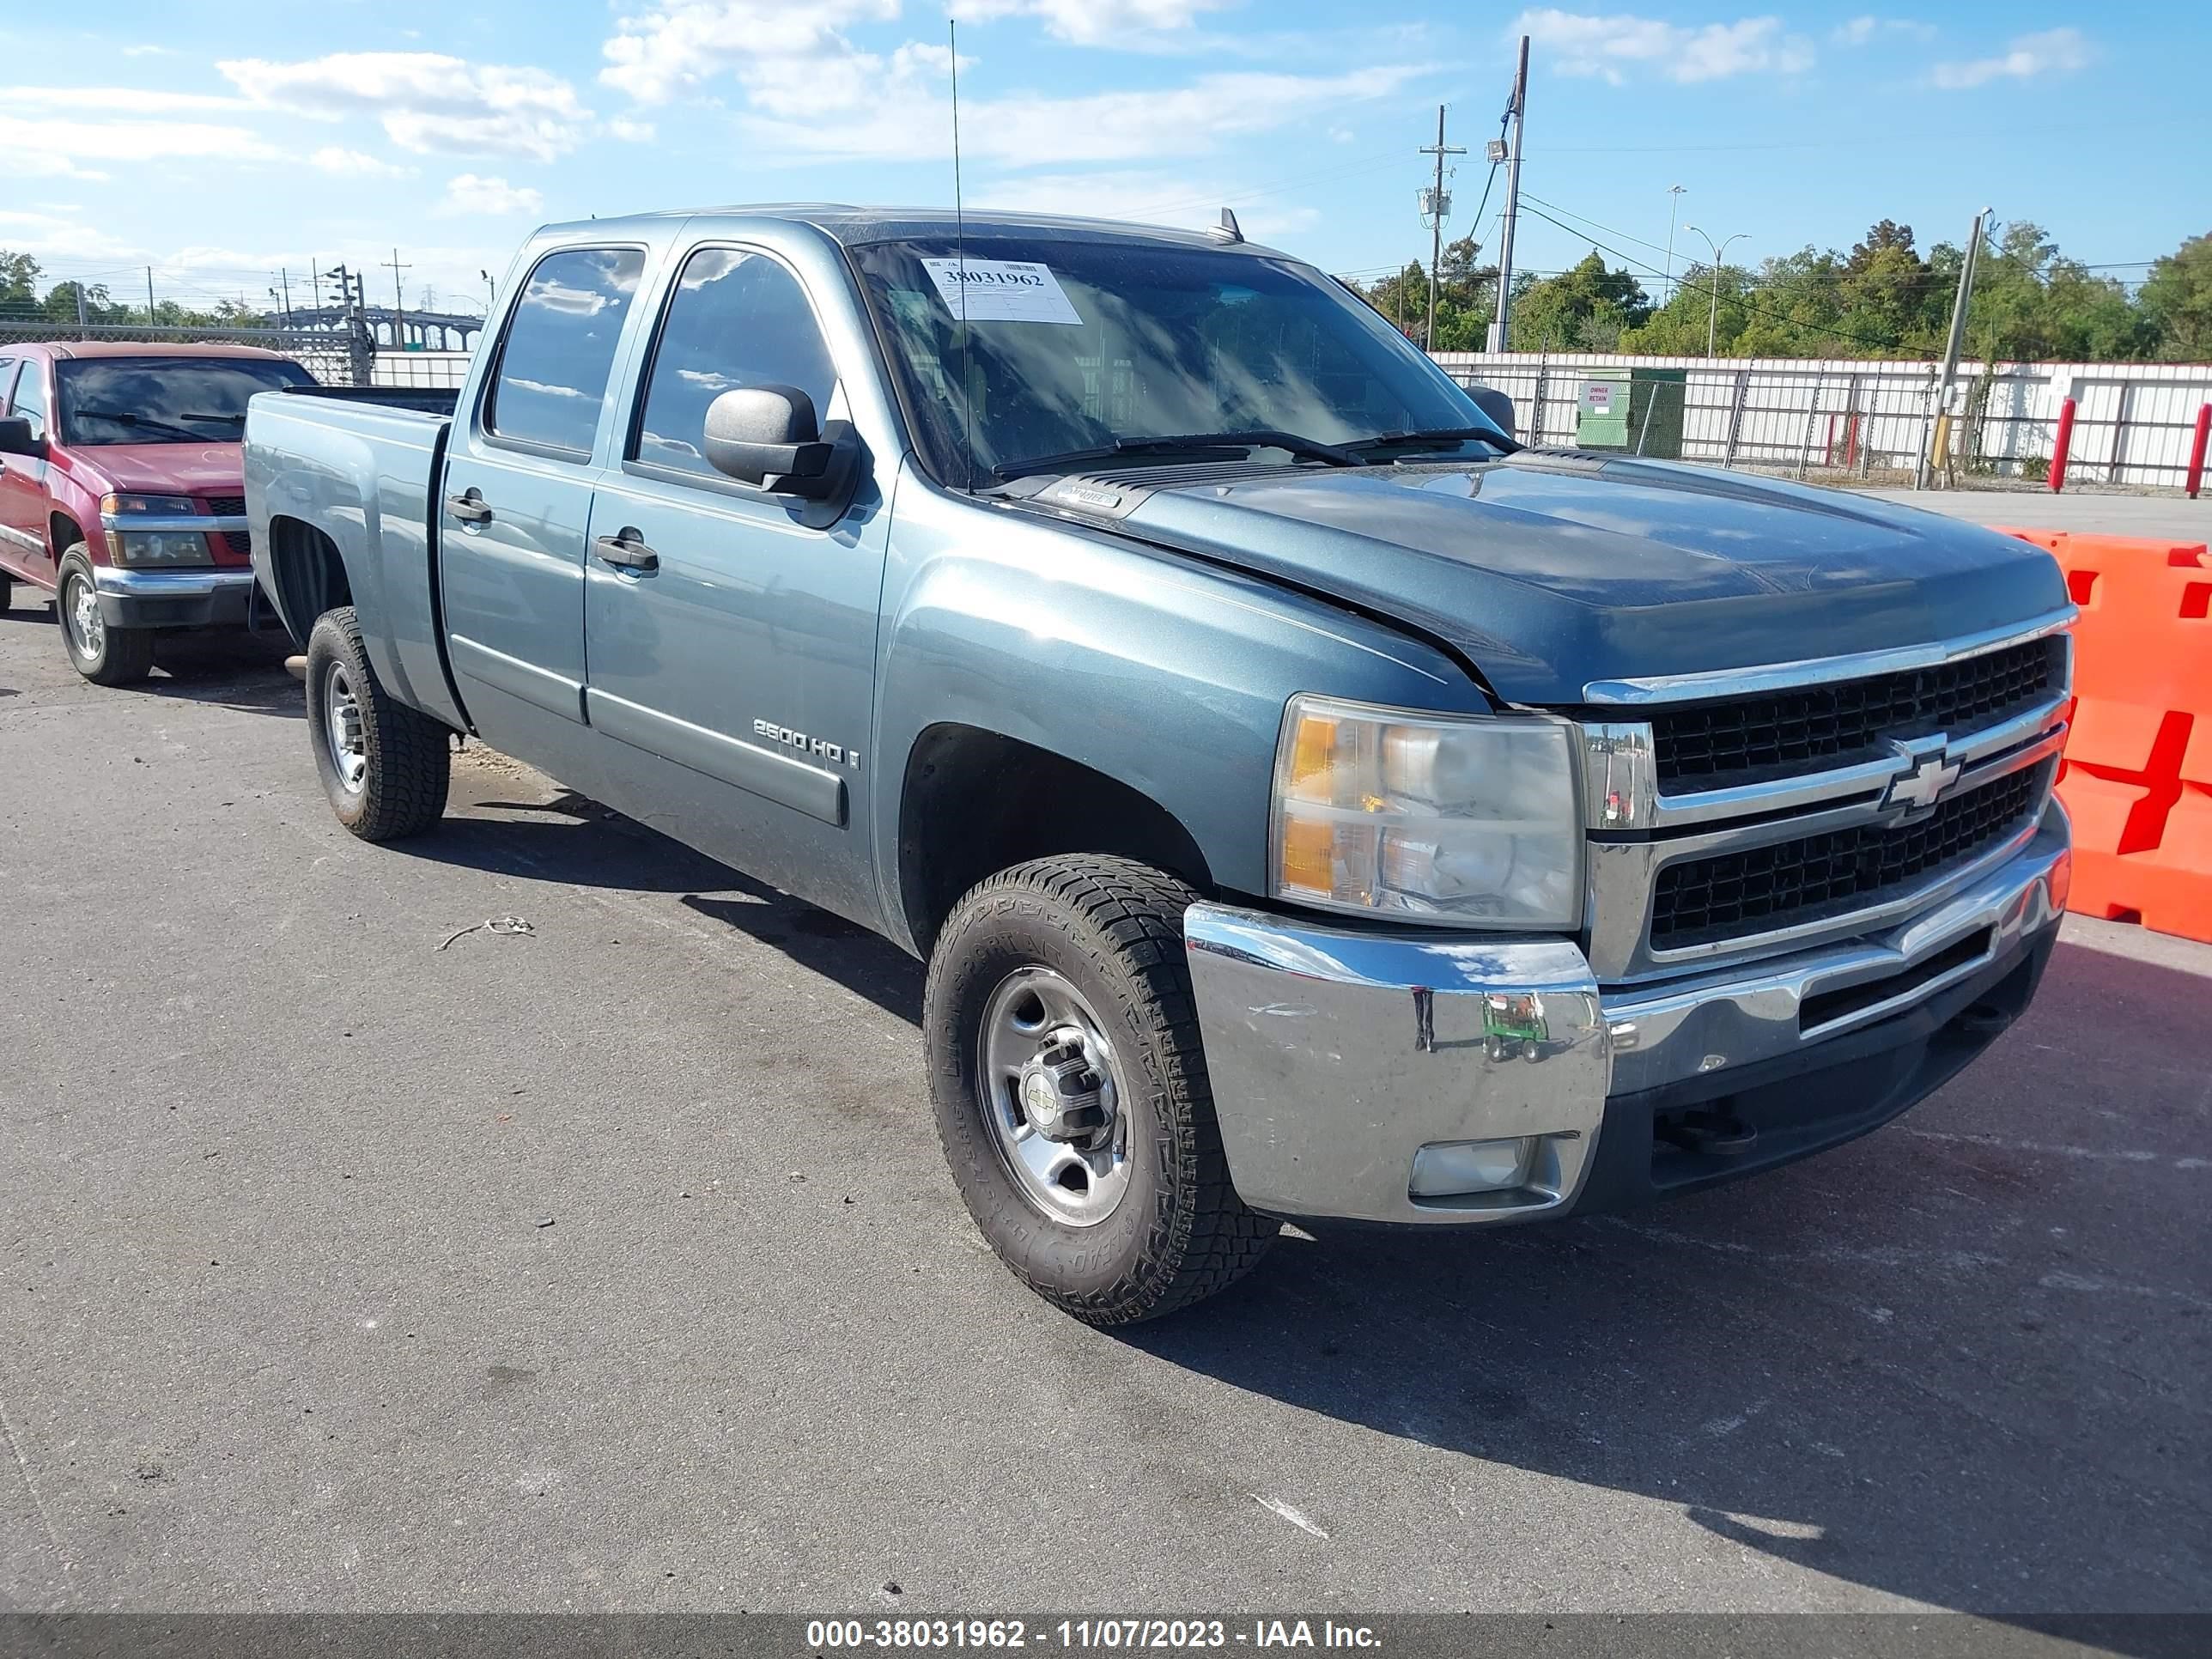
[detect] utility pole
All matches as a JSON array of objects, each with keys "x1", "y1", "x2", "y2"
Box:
[
  {"x1": 74, "y1": 281, "x2": 88, "y2": 332},
  {"x1": 1488, "y1": 33, "x2": 1529, "y2": 352},
  {"x1": 1664, "y1": 185, "x2": 1686, "y2": 301},
  {"x1": 278, "y1": 268, "x2": 294, "y2": 326},
  {"x1": 1417, "y1": 105, "x2": 1464, "y2": 353},
  {"x1": 146, "y1": 266, "x2": 157, "y2": 326},
  {"x1": 386, "y1": 248, "x2": 412, "y2": 349},
  {"x1": 1919, "y1": 206, "x2": 1991, "y2": 491}
]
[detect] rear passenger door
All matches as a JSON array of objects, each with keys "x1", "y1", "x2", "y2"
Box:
[
  {"x1": 439, "y1": 244, "x2": 647, "y2": 761},
  {"x1": 581, "y1": 242, "x2": 890, "y2": 917}
]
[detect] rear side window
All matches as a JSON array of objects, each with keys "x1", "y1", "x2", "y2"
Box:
[
  {"x1": 633, "y1": 246, "x2": 838, "y2": 477},
  {"x1": 0, "y1": 360, "x2": 17, "y2": 410},
  {"x1": 485, "y1": 246, "x2": 647, "y2": 455}
]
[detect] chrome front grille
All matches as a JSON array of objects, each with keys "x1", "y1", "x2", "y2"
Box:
[
  {"x1": 1576, "y1": 611, "x2": 2075, "y2": 983},
  {"x1": 1650, "y1": 636, "x2": 2065, "y2": 791},
  {"x1": 1648, "y1": 761, "x2": 2050, "y2": 950}
]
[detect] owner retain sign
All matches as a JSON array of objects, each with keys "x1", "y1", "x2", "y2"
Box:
[{"x1": 921, "y1": 258, "x2": 1085, "y2": 325}]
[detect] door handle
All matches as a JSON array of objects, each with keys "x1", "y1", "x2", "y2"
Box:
[
  {"x1": 447, "y1": 488, "x2": 493, "y2": 525},
  {"x1": 592, "y1": 528, "x2": 659, "y2": 573}
]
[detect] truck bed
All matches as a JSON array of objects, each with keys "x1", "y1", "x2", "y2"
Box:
[{"x1": 243, "y1": 388, "x2": 464, "y2": 730}]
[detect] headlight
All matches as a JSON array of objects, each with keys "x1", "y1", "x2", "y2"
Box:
[
  {"x1": 1271, "y1": 694, "x2": 1583, "y2": 929},
  {"x1": 101, "y1": 493, "x2": 214, "y2": 567}
]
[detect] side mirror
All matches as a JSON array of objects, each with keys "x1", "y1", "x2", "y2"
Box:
[
  {"x1": 0, "y1": 416, "x2": 45, "y2": 459},
  {"x1": 703, "y1": 385, "x2": 850, "y2": 499},
  {"x1": 1467, "y1": 385, "x2": 1516, "y2": 440}
]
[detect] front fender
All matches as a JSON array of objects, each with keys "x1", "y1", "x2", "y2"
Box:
[{"x1": 872, "y1": 464, "x2": 1486, "y2": 948}]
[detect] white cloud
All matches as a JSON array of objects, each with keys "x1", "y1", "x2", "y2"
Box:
[
  {"x1": 744, "y1": 64, "x2": 1423, "y2": 165},
  {"x1": 0, "y1": 112, "x2": 280, "y2": 180},
  {"x1": 607, "y1": 117, "x2": 657, "y2": 142},
  {"x1": 309, "y1": 146, "x2": 413, "y2": 178},
  {"x1": 218, "y1": 52, "x2": 592, "y2": 161},
  {"x1": 0, "y1": 210, "x2": 140, "y2": 261},
  {"x1": 1, "y1": 85, "x2": 250, "y2": 113},
  {"x1": 1511, "y1": 9, "x2": 1814, "y2": 84},
  {"x1": 1930, "y1": 27, "x2": 2091, "y2": 89},
  {"x1": 1832, "y1": 15, "x2": 1934, "y2": 46},
  {"x1": 437, "y1": 173, "x2": 545, "y2": 217},
  {"x1": 600, "y1": 1, "x2": 902, "y2": 105},
  {"x1": 950, "y1": 0, "x2": 1233, "y2": 45}
]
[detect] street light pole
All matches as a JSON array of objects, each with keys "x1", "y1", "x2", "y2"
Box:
[
  {"x1": 1685, "y1": 225, "x2": 1747, "y2": 357},
  {"x1": 1664, "y1": 185, "x2": 1686, "y2": 301}
]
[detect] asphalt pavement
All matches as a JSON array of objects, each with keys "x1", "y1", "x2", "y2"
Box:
[{"x1": 0, "y1": 598, "x2": 2206, "y2": 1626}]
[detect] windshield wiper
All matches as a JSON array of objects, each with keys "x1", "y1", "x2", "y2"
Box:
[
  {"x1": 70, "y1": 409, "x2": 223, "y2": 442},
  {"x1": 992, "y1": 428, "x2": 1361, "y2": 482},
  {"x1": 1343, "y1": 425, "x2": 1520, "y2": 457},
  {"x1": 177, "y1": 411, "x2": 248, "y2": 425}
]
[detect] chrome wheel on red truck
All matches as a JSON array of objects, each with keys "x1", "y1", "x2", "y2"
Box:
[
  {"x1": 303, "y1": 606, "x2": 452, "y2": 842},
  {"x1": 56, "y1": 548, "x2": 153, "y2": 686}
]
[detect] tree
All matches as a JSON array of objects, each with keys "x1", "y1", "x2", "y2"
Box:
[
  {"x1": 1505, "y1": 250, "x2": 1648, "y2": 351},
  {"x1": 1, "y1": 249, "x2": 44, "y2": 318},
  {"x1": 2139, "y1": 233, "x2": 2212, "y2": 361}
]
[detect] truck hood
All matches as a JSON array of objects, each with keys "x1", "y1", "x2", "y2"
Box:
[
  {"x1": 1076, "y1": 455, "x2": 2068, "y2": 705},
  {"x1": 67, "y1": 441, "x2": 246, "y2": 500}
]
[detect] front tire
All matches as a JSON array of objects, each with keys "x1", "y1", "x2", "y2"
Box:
[
  {"x1": 57, "y1": 549, "x2": 153, "y2": 685},
  {"x1": 925, "y1": 854, "x2": 1276, "y2": 1325},
  {"x1": 305, "y1": 606, "x2": 450, "y2": 840}
]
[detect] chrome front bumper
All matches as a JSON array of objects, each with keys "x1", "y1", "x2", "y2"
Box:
[
  {"x1": 1182, "y1": 805, "x2": 2070, "y2": 1227},
  {"x1": 93, "y1": 565, "x2": 260, "y2": 628}
]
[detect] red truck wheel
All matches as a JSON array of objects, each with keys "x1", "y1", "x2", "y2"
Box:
[{"x1": 56, "y1": 549, "x2": 153, "y2": 686}]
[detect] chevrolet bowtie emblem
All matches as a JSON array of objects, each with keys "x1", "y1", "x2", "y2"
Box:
[{"x1": 1885, "y1": 749, "x2": 1962, "y2": 811}]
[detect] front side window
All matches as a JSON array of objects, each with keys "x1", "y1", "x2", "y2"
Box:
[
  {"x1": 633, "y1": 246, "x2": 838, "y2": 477},
  {"x1": 486, "y1": 246, "x2": 648, "y2": 454},
  {"x1": 10, "y1": 360, "x2": 50, "y2": 441},
  {"x1": 53, "y1": 357, "x2": 310, "y2": 446},
  {"x1": 0, "y1": 360, "x2": 19, "y2": 414},
  {"x1": 848, "y1": 236, "x2": 1504, "y2": 483}
]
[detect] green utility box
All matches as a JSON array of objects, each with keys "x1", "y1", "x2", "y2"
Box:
[
  {"x1": 1573, "y1": 369, "x2": 1688, "y2": 456},
  {"x1": 1574, "y1": 374, "x2": 1631, "y2": 447}
]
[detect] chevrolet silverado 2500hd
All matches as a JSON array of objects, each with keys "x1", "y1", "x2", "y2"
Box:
[{"x1": 243, "y1": 208, "x2": 2074, "y2": 1324}]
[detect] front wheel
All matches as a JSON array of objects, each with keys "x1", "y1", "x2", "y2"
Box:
[
  {"x1": 57, "y1": 549, "x2": 153, "y2": 685},
  {"x1": 304, "y1": 606, "x2": 450, "y2": 840},
  {"x1": 924, "y1": 854, "x2": 1276, "y2": 1325}
]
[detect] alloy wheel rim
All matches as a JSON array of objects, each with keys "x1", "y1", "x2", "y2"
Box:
[
  {"x1": 65, "y1": 574, "x2": 105, "y2": 661},
  {"x1": 325, "y1": 664, "x2": 368, "y2": 792},
  {"x1": 976, "y1": 966, "x2": 1133, "y2": 1227}
]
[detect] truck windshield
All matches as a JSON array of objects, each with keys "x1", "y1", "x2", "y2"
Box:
[
  {"x1": 57, "y1": 357, "x2": 314, "y2": 446},
  {"x1": 848, "y1": 236, "x2": 1505, "y2": 484}
]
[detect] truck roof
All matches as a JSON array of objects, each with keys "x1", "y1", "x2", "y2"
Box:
[
  {"x1": 536, "y1": 204, "x2": 1287, "y2": 257},
  {"x1": 8, "y1": 340, "x2": 295, "y2": 362}
]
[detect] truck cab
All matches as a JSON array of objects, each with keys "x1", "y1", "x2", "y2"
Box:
[
  {"x1": 245, "y1": 207, "x2": 2072, "y2": 1324},
  {"x1": 0, "y1": 342, "x2": 313, "y2": 683}
]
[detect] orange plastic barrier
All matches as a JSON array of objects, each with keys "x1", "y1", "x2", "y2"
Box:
[{"x1": 1998, "y1": 526, "x2": 2212, "y2": 943}]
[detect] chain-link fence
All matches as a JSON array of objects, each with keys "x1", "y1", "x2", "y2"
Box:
[
  {"x1": 1432, "y1": 350, "x2": 2212, "y2": 493},
  {"x1": 0, "y1": 321, "x2": 371, "y2": 385}
]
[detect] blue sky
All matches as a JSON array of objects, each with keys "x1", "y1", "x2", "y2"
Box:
[{"x1": 3, "y1": 2, "x2": 2204, "y2": 321}]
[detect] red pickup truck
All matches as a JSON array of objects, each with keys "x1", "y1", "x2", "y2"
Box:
[{"x1": 0, "y1": 341, "x2": 313, "y2": 683}]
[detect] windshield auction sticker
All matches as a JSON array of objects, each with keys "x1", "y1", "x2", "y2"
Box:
[{"x1": 922, "y1": 258, "x2": 1085, "y2": 325}]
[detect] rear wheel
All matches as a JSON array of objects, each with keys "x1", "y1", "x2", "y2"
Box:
[
  {"x1": 924, "y1": 854, "x2": 1275, "y2": 1325},
  {"x1": 305, "y1": 606, "x2": 450, "y2": 840},
  {"x1": 0, "y1": 573, "x2": 12, "y2": 612},
  {"x1": 57, "y1": 548, "x2": 153, "y2": 685}
]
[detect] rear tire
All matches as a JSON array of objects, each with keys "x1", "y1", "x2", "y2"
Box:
[
  {"x1": 57, "y1": 548, "x2": 154, "y2": 685},
  {"x1": 0, "y1": 574, "x2": 12, "y2": 612},
  {"x1": 305, "y1": 606, "x2": 450, "y2": 840},
  {"x1": 925, "y1": 854, "x2": 1276, "y2": 1325}
]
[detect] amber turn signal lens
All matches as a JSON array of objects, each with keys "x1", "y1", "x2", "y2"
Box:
[{"x1": 1279, "y1": 815, "x2": 1335, "y2": 892}]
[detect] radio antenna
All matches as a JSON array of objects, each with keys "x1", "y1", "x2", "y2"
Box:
[{"x1": 950, "y1": 17, "x2": 975, "y2": 494}]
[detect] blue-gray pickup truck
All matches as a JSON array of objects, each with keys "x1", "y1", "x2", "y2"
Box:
[{"x1": 244, "y1": 206, "x2": 2075, "y2": 1324}]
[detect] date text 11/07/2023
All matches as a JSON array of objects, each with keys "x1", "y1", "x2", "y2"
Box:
[{"x1": 803, "y1": 1619, "x2": 1383, "y2": 1650}]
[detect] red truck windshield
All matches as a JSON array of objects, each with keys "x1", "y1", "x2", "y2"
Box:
[
  {"x1": 848, "y1": 235, "x2": 1503, "y2": 484},
  {"x1": 57, "y1": 357, "x2": 313, "y2": 447}
]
